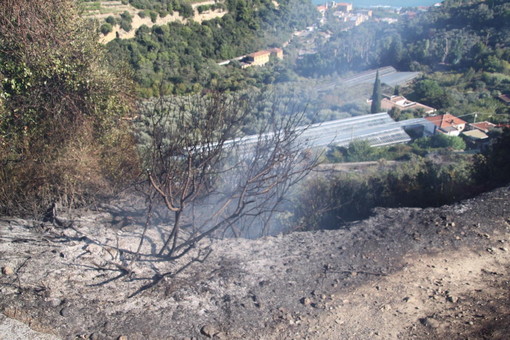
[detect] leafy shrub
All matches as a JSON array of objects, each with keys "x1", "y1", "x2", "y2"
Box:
[
  {"x1": 120, "y1": 19, "x2": 132, "y2": 32},
  {"x1": 413, "y1": 134, "x2": 466, "y2": 150},
  {"x1": 100, "y1": 23, "x2": 113, "y2": 35},
  {"x1": 149, "y1": 10, "x2": 158, "y2": 23},
  {"x1": 294, "y1": 155, "x2": 478, "y2": 230},
  {"x1": 0, "y1": 0, "x2": 139, "y2": 216},
  {"x1": 105, "y1": 15, "x2": 117, "y2": 25}
]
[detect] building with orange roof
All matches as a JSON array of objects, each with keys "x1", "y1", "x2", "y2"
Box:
[
  {"x1": 267, "y1": 47, "x2": 284, "y2": 60},
  {"x1": 334, "y1": 2, "x2": 353, "y2": 12},
  {"x1": 469, "y1": 121, "x2": 496, "y2": 133},
  {"x1": 425, "y1": 113, "x2": 467, "y2": 136},
  {"x1": 317, "y1": 5, "x2": 328, "y2": 14},
  {"x1": 246, "y1": 50, "x2": 271, "y2": 66}
]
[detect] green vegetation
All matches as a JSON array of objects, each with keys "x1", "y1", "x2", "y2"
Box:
[
  {"x1": 296, "y1": 0, "x2": 510, "y2": 122},
  {"x1": 295, "y1": 152, "x2": 478, "y2": 230},
  {"x1": 0, "y1": 0, "x2": 139, "y2": 216},
  {"x1": 128, "y1": 0, "x2": 194, "y2": 18},
  {"x1": 301, "y1": 126, "x2": 510, "y2": 231},
  {"x1": 370, "y1": 70, "x2": 381, "y2": 113},
  {"x1": 106, "y1": 0, "x2": 318, "y2": 96},
  {"x1": 413, "y1": 134, "x2": 466, "y2": 151},
  {"x1": 3, "y1": 0, "x2": 510, "y2": 229},
  {"x1": 100, "y1": 23, "x2": 114, "y2": 35}
]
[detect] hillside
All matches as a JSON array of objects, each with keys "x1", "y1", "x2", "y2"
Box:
[
  {"x1": 81, "y1": 0, "x2": 227, "y2": 43},
  {"x1": 1, "y1": 185, "x2": 509, "y2": 339}
]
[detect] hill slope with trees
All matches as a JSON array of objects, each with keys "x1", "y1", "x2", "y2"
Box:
[{"x1": 106, "y1": 0, "x2": 318, "y2": 96}]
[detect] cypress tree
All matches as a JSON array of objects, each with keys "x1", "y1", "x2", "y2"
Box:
[{"x1": 371, "y1": 70, "x2": 382, "y2": 113}]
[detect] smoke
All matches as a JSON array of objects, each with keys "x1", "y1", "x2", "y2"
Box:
[{"x1": 135, "y1": 91, "x2": 318, "y2": 259}]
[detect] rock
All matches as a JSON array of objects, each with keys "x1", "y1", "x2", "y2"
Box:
[
  {"x1": 49, "y1": 298, "x2": 62, "y2": 307},
  {"x1": 381, "y1": 304, "x2": 392, "y2": 311},
  {"x1": 201, "y1": 324, "x2": 219, "y2": 338},
  {"x1": 86, "y1": 244, "x2": 103, "y2": 255},
  {"x1": 447, "y1": 295, "x2": 458, "y2": 303},
  {"x1": 300, "y1": 297, "x2": 311, "y2": 306},
  {"x1": 60, "y1": 307, "x2": 71, "y2": 317},
  {"x1": 214, "y1": 332, "x2": 228, "y2": 339},
  {"x1": 420, "y1": 317, "x2": 439, "y2": 329},
  {"x1": 118, "y1": 336, "x2": 128, "y2": 340},
  {"x1": 2, "y1": 266, "x2": 14, "y2": 275}
]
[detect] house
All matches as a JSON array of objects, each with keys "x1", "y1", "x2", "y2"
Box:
[
  {"x1": 240, "y1": 48, "x2": 284, "y2": 67},
  {"x1": 462, "y1": 129, "x2": 490, "y2": 149},
  {"x1": 425, "y1": 113, "x2": 467, "y2": 136},
  {"x1": 334, "y1": 2, "x2": 353, "y2": 12},
  {"x1": 497, "y1": 94, "x2": 510, "y2": 105},
  {"x1": 380, "y1": 95, "x2": 436, "y2": 114},
  {"x1": 268, "y1": 47, "x2": 284, "y2": 60},
  {"x1": 317, "y1": 5, "x2": 328, "y2": 15},
  {"x1": 246, "y1": 50, "x2": 271, "y2": 66},
  {"x1": 469, "y1": 121, "x2": 496, "y2": 133}
]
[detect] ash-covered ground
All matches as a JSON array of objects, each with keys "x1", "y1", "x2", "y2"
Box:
[{"x1": 1, "y1": 186, "x2": 509, "y2": 339}]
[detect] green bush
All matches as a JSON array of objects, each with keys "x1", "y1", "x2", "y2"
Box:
[
  {"x1": 294, "y1": 155, "x2": 478, "y2": 230},
  {"x1": 120, "y1": 19, "x2": 132, "y2": 32},
  {"x1": 0, "y1": 0, "x2": 139, "y2": 216},
  {"x1": 149, "y1": 10, "x2": 158, "y2": 23},
  {"x1": 105, "y1": 15, "x2": 116, "y2": 25},
  {"x1": 100, "y1": 23, "x2": 113, "y2": 35},
  {"x1": 413, "y1": 134, "x2": 466, "y2": 150}
]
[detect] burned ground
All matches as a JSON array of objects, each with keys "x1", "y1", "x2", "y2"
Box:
[{"x1": 1, "y1": 186, "x2": 509, "y2": 339}]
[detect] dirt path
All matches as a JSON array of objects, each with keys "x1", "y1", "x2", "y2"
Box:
[{"x1": 299, "y1": 248, "x2": 510, "y2": 339}]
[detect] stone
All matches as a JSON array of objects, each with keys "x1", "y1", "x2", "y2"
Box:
[
  {"x1": 60, "y1": 307, "x2": 71, "y2": 317},
  {"x1": 2, "y1": 266, "x2": 14, "y2": 276},
  {"x1": 50, "y1": 298, "x2": 62, "y2": 307},
  {"x1": 214, "y1": 332, "x2": 228, "y2": 339},
  {"x1": 201, "y1": 324, "x2": 219, "y2": 338},
  {"x1": 118, "y1": 336, "x2": 128, "y2": 340},
  {"x1": 86, "y1": 244, "x2": 103, "y2": 255},
  {"x1": 300, "y1": 297, "x2": 311, "y2": 306},
  {"x1": 447, "y1": 295, "x2": 458, "y2": 303},
  {"x1": 420, "y1": 317, "x2": 439, "y2": 329}
]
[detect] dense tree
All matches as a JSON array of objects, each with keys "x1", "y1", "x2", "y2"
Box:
[
  {"x1": 371, "y1": 70, "x2": 382, "y2": 113},
  {"x1": 409, "y1": 78, "x2": 451, "y2": 108},
  {"x1": 107, "y1": 0, "x2": 318, "y2": 95}
]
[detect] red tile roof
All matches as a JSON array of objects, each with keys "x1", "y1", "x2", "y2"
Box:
[
  {"x1": 425, "y1": 114, "x2": 466, "y2": 129},
  {"x1": 498, "y1": 94, "x2": 510, "y2": 104},
  {"x1": 249, "y1": 50, "x2": 271, "y2": 58},
  {"x1": 470, "y1": 121, "x2": 496, "y2": 133}
]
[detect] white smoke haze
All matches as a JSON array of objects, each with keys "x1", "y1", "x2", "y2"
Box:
[{"x1": 133, "y1": 90, "x2": 319, "y2": 260}]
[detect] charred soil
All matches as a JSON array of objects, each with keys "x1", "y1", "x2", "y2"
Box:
[{"x1": 1, "y1": 186, "x2": 510, "y2": 339}]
